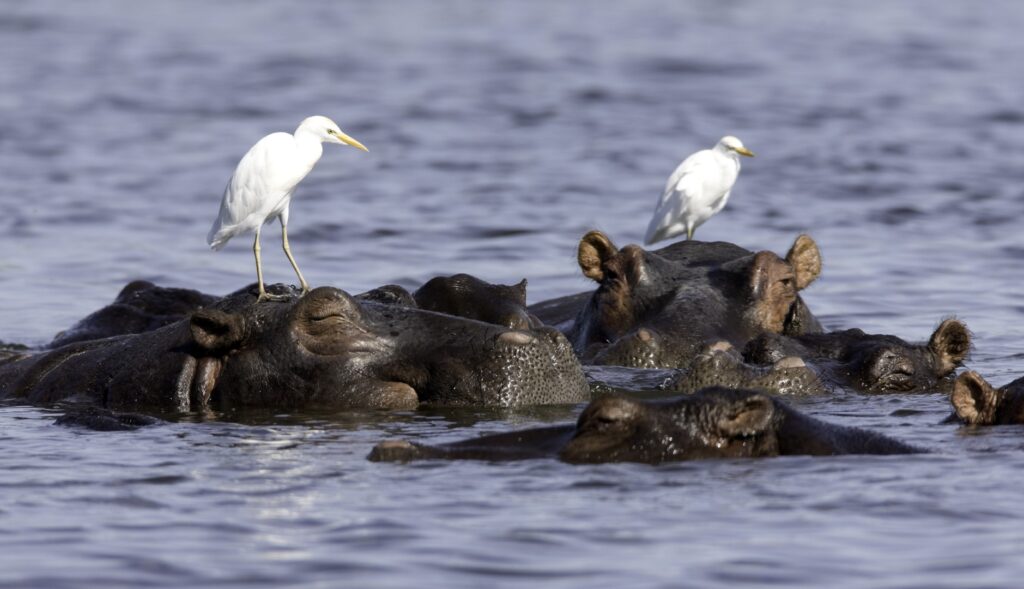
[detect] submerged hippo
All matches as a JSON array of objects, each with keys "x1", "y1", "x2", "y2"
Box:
[
  {"x1": 743, "y1": 319, "x2": 970, "y2": 393},
  {"x1": 414, "y1": 274, "x2": 537, "y2": 330},
  {"x1": 528, "y1": 231, "x2": 823, "y2": 368},
  {"x1": 668, "y1": 342, "x2": 827, "y2": 395},
  {"x1": 369, "y1": 387, "x2": 920, "y2": 464},
  {"x1": 0, "y1": 285, "x2": 589, "y2": 412},
  {"x1": 948, "y1": 371, "x2": 1024, "y2": 425},
  {"x1": 50, "y1": 280, "x2": 219, "y2": 347}
]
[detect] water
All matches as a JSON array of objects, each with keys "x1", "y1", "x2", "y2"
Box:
[{"x1": 3, "y1": 1, "x2": 1024, "y2": 586}]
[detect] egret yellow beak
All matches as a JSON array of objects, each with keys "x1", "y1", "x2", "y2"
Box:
[
  {"x1": 733, "y1": 146, "x2": 755, "y2": 157},
  {"x1": 330, "y1": 129, "x2": 369, "y2": 152}
]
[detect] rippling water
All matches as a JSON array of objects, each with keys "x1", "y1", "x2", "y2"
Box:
[{"x1": 3, "y1": 1, "x2": 1024, "y2": 587}]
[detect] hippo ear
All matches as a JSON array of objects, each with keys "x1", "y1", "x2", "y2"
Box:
[
  {"x1": 190, "y1": 309, "x2": 245, "y2": 352},
  {"x1": 951, "y1": 371, "x2": 998, "y2": 425},
  {"x1": 929, "y1": 319, "x2": 971, "y2": 373},
  {"x1": 717, "y1": 394, "x2": 775, "y2": 438},
  {"x1": 513, "y1": 279, "x2": 528, "y2": 303},
  {"x1": 578, "y1": 231, "x2": 618, "y2": 282},
  {"x1": 785, "y1": 235, "x2": 821, "y2": 290},
  {"x1": 116, "y1": 280, "x2": 156, "y2": 302}
]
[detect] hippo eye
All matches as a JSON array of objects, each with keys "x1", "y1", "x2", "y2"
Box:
[{"x1": 310, "y1": 313, "x2": 342, "y2": 322}]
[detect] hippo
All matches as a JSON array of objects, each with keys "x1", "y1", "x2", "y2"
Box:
[
  {"x1": 368, "y1": 386, "x2": 920, "y2": 464},
  {"x1": 413, "y1": 274, "x2": 537, "y2": 329},
  {"x1": 743, "y1": 319, "x2": 971, "y2": 393},
  {"x1": 586, "y1": 342, "x2": 827, "y2": 397},
  {"x1": 948, "y1": 371, "x2": 1024, "y2": 425},
  {"x1": 47, "y1": 276, "x2": 526, "y2": 345},
  {"x1": 667, "y1": 342, "x2": 828, "y2": 395},
  {"x1": 528, "y1": 231, "x2": 823, "y2": 368},
  {"x1": 50, "y1": 280, "x2": 219, "y2": 347},
  {"x1": 0, "y1": 284, "x2": 589, "y2": 413}
]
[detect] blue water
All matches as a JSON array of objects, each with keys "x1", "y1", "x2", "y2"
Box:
[{"x1": 3, "y1": 1, "x2": 1024, "y2": 587}]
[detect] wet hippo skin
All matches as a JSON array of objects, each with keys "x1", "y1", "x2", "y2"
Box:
[
  {"x1": 744, "y1": 319, "x2": 970, "y2": 393},
  {"x1": 529, "y1": 232, "x2": 823, "y2": 369},
  {"x1": 0, "y1": 285, "x2": 590, "y2": 412},
  {"x1": 369, "y1": 386, "x2": 920, "y2": 464}
]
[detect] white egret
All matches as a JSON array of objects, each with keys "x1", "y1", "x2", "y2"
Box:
[
  {"x1": 644, "y1": 135, "x2": 754, "y2": 245},
  {"x1": 207, "y1": 115, "x2": 368, "y2": 301}
]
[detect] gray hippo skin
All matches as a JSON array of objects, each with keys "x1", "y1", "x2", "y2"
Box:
[
  {"x1": 743, "y1": 319, "x2": 970, "y2": 393},
  {"x1": 0, "y1": 285, "x2": 589, "y2": 412},
  {"x1": 668, "y1": 342, "x2": 828, "y2": 395},
  {"x1": 50, "y1": 280, "x2": 219, "y2": 347},
  {"x1": 528, "y1": 231, "x2": 823, "y2": 369},
  {"x1": 368, "y1": 387, "x2": 920, "y2": 464},
  {"x1": 414, "y1": 274, "x2": 537, "y2": 330},
  {"x1": 948, "y1": 371, "x2": 1024, "y2": 425}
]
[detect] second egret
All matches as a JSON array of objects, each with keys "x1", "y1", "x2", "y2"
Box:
[
  {"x1": 644, "y1": 135, "x2": 754, "y2": 245},
  {"x1": 207, "y1": 115, "x2": 368, "y2": 301}
]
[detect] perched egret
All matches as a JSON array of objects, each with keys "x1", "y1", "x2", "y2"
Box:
[
  {"x1": 207, "y1": 115, "x2": 368, "y2": 301},
  {"x1": 643, "y1": 136, "x2": 754, "y2": 245}
]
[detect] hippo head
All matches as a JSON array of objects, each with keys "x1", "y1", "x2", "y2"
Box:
[
  {"x1": 186, "y1": 286, "x2": 589, "y2": 410},
  {"x1": 745, "y1": 319, "x2": 971, "y2": 393},
  {"x1": 559, "y1": 388, "x2": 783, "y2": 463},
  {"x1": 571, "y1": 231, "x2": 822, "y2": 368},
  {"x1": 413, "y1": 274, "x2": 537, "y2": 330},
  {"x1": 2, "y1": 284, "x2": 589, "y2": 412},
  {"x1": 669, "y1": 342, "x2": 828, "y2": 396},
  {"x1": 950, "y1": 371, "x2": 1024, "y2": 425}
]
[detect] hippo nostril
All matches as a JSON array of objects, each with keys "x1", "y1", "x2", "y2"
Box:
[
  {"x1": 505, "y1": 315, "x2": 532, "y2": 331},
  {"x1": 497, "y1": 331, "x2": 536, "y2": 345},
  {"x1": 709, "y1": 341, "x2": 734, "y2": 353},
  {"x1": 773, "y1": 356, "x2": 805, "y2": 370}
]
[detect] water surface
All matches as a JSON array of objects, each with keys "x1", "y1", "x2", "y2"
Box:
[{"x1": 3, "y1": 1, "x2": 1024, "y2": 587}]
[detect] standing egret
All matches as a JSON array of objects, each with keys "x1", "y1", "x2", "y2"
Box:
[
  {"x1": 643, "y1": 135, "x2": 754, "y2": 245},
  {"x1": 207, "y1": 115, "x2": 368, "y2": 301}
]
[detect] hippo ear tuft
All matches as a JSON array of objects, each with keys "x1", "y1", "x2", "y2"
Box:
[
  {"x1": 717, "y1": 394, "x2": 774, "y2": 438},
  {"x1": 578, "y1": 231, "x2": 618, "y2": 282},
  {"x1": 785, "y1": 234, "x2": 821, "y2": 290},
  {"x1": 951, "y1": 371, "x2": 998, "y2": 425},
  {"x1": 929, "y1": 319, "x2": 971, "y2": 373},
  {"x1": 190, "y1": 309, "x2": 244, "y2": 352}
]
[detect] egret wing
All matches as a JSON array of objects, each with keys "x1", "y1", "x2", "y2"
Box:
[
  {"x1": 208, "y1": 133, "x2": 304, "y2": 247},
  {"x1": 644, "y1": 150, "x2": 709, "y2": 244}
]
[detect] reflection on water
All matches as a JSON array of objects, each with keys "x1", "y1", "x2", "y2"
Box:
[{"x1": 3, "y1": 1, "x2": 1024, "y2": 587}]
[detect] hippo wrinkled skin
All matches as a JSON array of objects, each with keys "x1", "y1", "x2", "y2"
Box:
[
  {"x1": 948, "y1": 371, "x2": 1024, "y2": 425},
  {"x1": 369, "y1": 387, "x2": 919, "y2": 464},
  {"x1": 529, "y1": 231, "x2": 823, "y2": 369},
  {"x1": 744, "y1": 319, "x2": 971, "y2": 393},
  {"x1": 0, "y1": 285, "x2": 589, "y2": 412},
  {"x1": 414, "y1": 274, "x2": 537, "y2": 330}
]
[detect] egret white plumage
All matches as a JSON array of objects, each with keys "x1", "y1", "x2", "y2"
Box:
[
  {"x1": 207, "y1": 115, "x2": 368, "y2": 301},
  {"x1": 643, "y1": 135, "x2": 754, "y2": 245}
]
